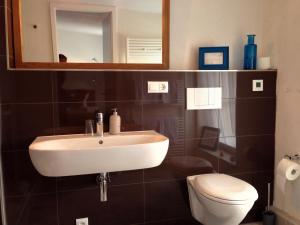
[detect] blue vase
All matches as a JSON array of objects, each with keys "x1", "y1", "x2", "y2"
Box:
[{"x1": 243, "y1": 34, "x2": 257, "y2": 70}]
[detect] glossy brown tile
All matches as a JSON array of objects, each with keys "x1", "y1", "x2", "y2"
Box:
[
  {"x1": 53, "y1": 101, "x2": 142, "y2": 135},
  {"x1": 1, "y1": 71, "x2": 53, "y2": 104},
  {"x1": 237, "y1": 71, "x2": 277, "y2": 98},
  {"x1": 143, "y1": 103, "x2": 184, "y2": 142},
  {"x1": 58, "y1": 170, "x2": 143, "y2": 192},
  {"x1": 58, "y1": 184, "x2": 144, "y2": 225},
  {"x1": 142, "y1": 72, "x2": 185, "y2": 103},
  {"x1": 144, "y1": 155, "x2": 215, "y2": 182},
  {"x1": 219, "y1": 135, "x2": 275, "y2": 174},
  {"x1": 185, "y1": 109, "x2": 219, "y2": 139},
  {"x1": 0, "y1": 7, "x2": 5, "y2": 56},
  {"x1": 185, "y1": 72, "x2": 220, "y2": 88},
  {"x1": 145, "y1": 180, "x2": 190, "y2": 222},
  {"x1": 2, "y1": 151, "x2": 57, "y2": 196},
  {"x1": 6, "y1": 194, "x2": 58, "y2": 225},
  {"x1": 236, "y1": 98, "x2": 276, "y2": 136},
  {"x1": 185, "y1": 139, "x2": 219, "y2": 173},
  {"x1": 0, "y1": 55, "x2": 7, "y2": 73},
  {"x1": 219, "y1": 99, "x2": 236, "y2": 137},
  {"x1": 220, "y1": 72, "x2": 237, "y2": 99},
  {"x1": 1, "y1": 104, "x2": 54, "y2": 151},
  {"x1": 53, "y1": 71, "x2": 142, "y2": 102}
]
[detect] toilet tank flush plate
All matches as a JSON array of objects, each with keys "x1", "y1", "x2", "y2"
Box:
[{"x1": 187, "y1": 88, "x2": 222, "y2": 110}]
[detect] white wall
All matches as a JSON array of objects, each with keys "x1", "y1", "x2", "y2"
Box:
[
  {"x1": 170, "y1": 0, "x2": 264, "y2": 70},
  {"x1": 117, "y1": 9, "x2": 162, "y2": 63},
  {"x1": 262, "y1": 0, "x2": 300, "y2": 220},
  {"x1": 57, "y1": 29, "x2": 103, "y2": 63}
]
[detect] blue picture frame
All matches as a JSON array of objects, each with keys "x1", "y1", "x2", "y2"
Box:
[{"x1": 199, "y1": 46, "x2": 229, "y2": 70}]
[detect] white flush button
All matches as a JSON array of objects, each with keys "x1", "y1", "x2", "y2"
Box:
[
  {"x1": 194, "y1": 88, "x2": 209, "y2": 106},
  {"x1": 252, "y1": 80, "x2": 264, "y2": 92},
  {"x1": 187, "y1": 88, "x2": 222, "y2": 110},
  {"x1": 148, "y1": 81, "x2": 168, "y2": 93}
]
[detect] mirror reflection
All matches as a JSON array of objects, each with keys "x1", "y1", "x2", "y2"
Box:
[{"x1": 21, "y1": 0, "x2": 163, "y2": 64}]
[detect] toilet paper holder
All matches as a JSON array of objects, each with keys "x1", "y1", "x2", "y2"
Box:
[{"x1": 284, "y1": 154, "x2": 300, "y2": 162}]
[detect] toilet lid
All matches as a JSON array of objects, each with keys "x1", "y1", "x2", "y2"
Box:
[{"x1": 194, "y1": 174, "x2": 258, "y2": 202}]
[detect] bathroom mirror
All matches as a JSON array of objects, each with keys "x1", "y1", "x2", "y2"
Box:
[{"x1": 12, "y1": 0, "x2": 170, "y2": 69}]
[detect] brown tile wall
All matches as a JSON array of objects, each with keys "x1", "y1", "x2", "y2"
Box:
[{"x1": 0, "y1": 3, "x2": 276, "y2": 225}]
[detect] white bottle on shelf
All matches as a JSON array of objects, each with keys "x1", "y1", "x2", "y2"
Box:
[{"x1": 109, "y1": 108, "x2": 121, "y2": 135}]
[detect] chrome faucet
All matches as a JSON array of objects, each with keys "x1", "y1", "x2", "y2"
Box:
[{"x1": 96, "y1": 113, "x2": 104, "y2": 137}]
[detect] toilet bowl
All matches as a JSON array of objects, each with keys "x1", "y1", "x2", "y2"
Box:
[{"x1": 187, "y1": 174, "x2": 258, "y2": 225}]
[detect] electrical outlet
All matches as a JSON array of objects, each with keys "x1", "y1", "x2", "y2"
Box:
[
  {"x1": 148, "y1": 81, "x2": 169, "y2": 93},
  {"x1": 76, "y1": 218, "x2": 89, "y2": 225}
]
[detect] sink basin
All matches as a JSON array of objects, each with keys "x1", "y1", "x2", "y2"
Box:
[{"x1": 29, "y1": 131, "x2": 169, "y2": 177}]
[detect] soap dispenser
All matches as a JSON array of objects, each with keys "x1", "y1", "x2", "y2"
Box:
[{"x1": 109, "y1": 108, "x2": 121, "y2": 135}]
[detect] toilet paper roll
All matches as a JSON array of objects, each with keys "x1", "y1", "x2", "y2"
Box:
[{"x1": 276, "y1": 158, "x2": 300, "y2": 192}]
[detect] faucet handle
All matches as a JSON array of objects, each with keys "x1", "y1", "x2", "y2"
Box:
[{"x1": 96, "y1": 112, "x2": 103, "y2": 122}]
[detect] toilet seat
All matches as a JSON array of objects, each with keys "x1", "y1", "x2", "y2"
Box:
[{"x1": 193, "y1": 174, "x2": 258, "y2": 205}]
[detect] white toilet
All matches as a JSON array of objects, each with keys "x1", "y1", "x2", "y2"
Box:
[{"x1": 187, "y1": 173, "x2": 258, "y2": 225}]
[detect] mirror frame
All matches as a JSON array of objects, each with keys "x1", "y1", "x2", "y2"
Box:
[{"x1": 11, "y1": 0, "x2": 170, "y2": 69}]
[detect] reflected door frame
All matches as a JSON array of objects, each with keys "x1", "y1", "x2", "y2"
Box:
[{"x1": 49, "y1": 2, "x2": 117, "y2": 63}]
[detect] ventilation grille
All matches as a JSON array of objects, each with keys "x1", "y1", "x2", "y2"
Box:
[{"x1": 126, "y1": 38, "x2": 162, "y2": 64}]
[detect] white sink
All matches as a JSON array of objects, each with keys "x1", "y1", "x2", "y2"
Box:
[{"x1": 29, "y1": 131, "x2": 169, "y2": 177}]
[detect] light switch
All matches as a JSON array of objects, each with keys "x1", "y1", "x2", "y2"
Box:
[
  {"x1": 148, "y1": 81, "x2": 168, "y2": 93},
  {"x1": 252, "y1": 80, "x2": 264, "y2": 92},
  {"x1": 187, "y1": 88, "x2": 222, "y2": 110}
]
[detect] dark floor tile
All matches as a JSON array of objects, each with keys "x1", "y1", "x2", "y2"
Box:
[
  {"x1": 53, "y1": 101, "x2": 142, "y2": 135},
  {"x1": 219, "y1": 135, "x2": 275, "y2": 174},
  {"x1": 58, "y1": 170, "x2": 143, "y2": 191},
  {"x1": 53, "y1": 71, "x2": 142, "y2": 102},
  {"x1": 58, "y1": 184, "x2": 144, "y2": 225},
  {"x1": 185, "y1": 109, "x2": 219, "y2": 139},
  {"x1": 220, "y1": 72, "x2": 237, "y2": 99},
  {"x1": 142, "y1": 72, "x2": 185, "y2": 103},
  {"x1": 2, "y1": 151, "x2": 57, "y2": 196},
  {"x1": 145, "y1": 180, "x2": 190, "y2": 222},
  {"x1": 1, "y1": 104, "x2": 54, "y2": 151},
  {"x1": 185, "y1": 72, "x2": 220, "y2": 88},
  {"x1": 1, "y1": 71, "x2": 53, "y2": 104},
  {"x1": 142, "y1": 103, "x2": 184, "y2": 143},
  {"x1": 185, "y1": 138, "x2": 219, "y2": 173},
  {"x1": 6, "y1": 194, "x2": 58, "y2": 225},
  {"x1": 236, "y1": 98, "x2": 276, "y2": 136},
  {"x1": 237, "y1": 71, "x2": 277, "y2": 98},
  {"x1": 219, "y1": 99, "x2": 236, "y2": 137}
]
